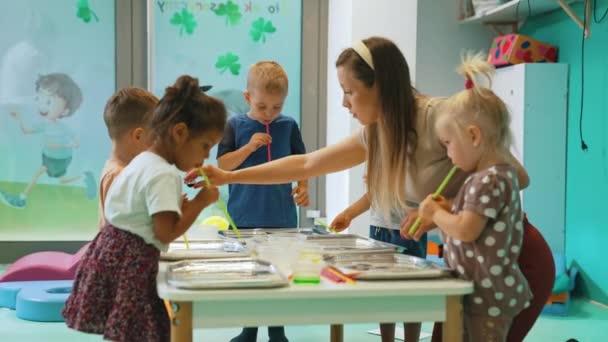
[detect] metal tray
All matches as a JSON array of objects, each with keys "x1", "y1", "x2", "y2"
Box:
[
  {"x1": 220, "y1": 230, "x2": 269, "y2": 246},
  {"x1": 326, "y1": 253, "x2": 450, "y2": 280},
  {"x1": 303, "y1": 234, "x2": 397, "y2": 255},
  {"x1": 221, "y1": 228, "x2": 313, "y2": 236},
  {"x1": 258, "y1": 228, "x2": 314, "y2": 235},
  {"x1": 166, "y1": 258, "x2": 289, "y2": 289},
  {"x1": 161, "y1": 239, "x2": 249, "y2": 260}
]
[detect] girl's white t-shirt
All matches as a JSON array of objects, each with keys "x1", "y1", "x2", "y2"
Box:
[{"x1": 104, "y1": 151, "x2": 182, "y2": 251}]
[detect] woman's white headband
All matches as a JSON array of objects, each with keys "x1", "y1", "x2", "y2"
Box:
[{"x1": 352, "y1": 40, "x2": 374, "y2": 70}]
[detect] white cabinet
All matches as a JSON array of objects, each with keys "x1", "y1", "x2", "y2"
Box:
[{"x1": 492, "y1": 63, "x2": 569, "y2": 254}]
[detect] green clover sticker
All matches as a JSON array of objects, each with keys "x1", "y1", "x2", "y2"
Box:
[
  {"x1": 250, "y1": 18, "x2": 276, "y2": 43},
  {"x1": 170, "y1": 8, "x2": 197, "y2": 36},
  {"x1": 215, "y1": 53, "x2": 241, "y2": 76},
  {"x1": 214, "y1": 1, "x2": 242, "y2": 26},
  {"x1": 77, "y1": 0, "x2": 99, "y2": 23}
]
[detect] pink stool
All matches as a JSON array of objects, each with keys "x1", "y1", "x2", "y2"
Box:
[{"x1": 0, "y1": 243, "x2": 90, "y2": 282}]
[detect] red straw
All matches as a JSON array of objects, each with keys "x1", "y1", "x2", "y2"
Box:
[{"x1": 265, "y1": 122, "x2": 272, "y2": 162}]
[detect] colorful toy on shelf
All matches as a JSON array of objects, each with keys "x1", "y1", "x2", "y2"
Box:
[
  {"x1": 488, "y1": 34, "x2": 557, "y2": 67},
  {"x1": 542, "y1": 253, "x2": 578, "y2": 316}
]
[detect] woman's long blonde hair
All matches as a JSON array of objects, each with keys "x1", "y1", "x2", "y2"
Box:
[
  {"x1": 336, "y1": 37, "x2": 418, "y2": 220},
  {"x1": 437, "y1": 52, "x2": 512, "y2": 151}
]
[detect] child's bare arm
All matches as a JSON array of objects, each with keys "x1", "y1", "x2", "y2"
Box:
[
  {"x1": 432, "y1": 209, "x2": 486, "y2": 242},
  {"x1": 217, "y1": 146, "x2": 256, "y2": 171},
  {"x1": 419, "y1": 194, "x2": 486, "y2": 242},
  {"x1": 218, "y1": 132, "x2": 271, "y2": 170},
  {"x1": 152, "y1": 186, "x2": 219, "y2": 243}
]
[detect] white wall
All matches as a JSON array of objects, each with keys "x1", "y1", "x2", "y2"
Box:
[
  {"x1": 325, "y1": 0, "x2": 418, "y2": 236},
  {"x1": 415, "y1": 0, "x2": 494, "y2": 96},
  {"x1": 325, "y1": 0, "x2": 353, "y2": 229},
  {"x1": 351, "y1": 0, "x2": 419, "y2": 82}
]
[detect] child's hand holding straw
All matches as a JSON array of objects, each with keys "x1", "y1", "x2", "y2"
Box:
[
  {"x1": 185, "y1": 165, "x2": 231, "y2": 187},
  {"x1": 193, "y1": 167, "x2": 241, "y2": 238},
  {"x1": 402, "y1": 166, "x2": 458, "y2": 238}
]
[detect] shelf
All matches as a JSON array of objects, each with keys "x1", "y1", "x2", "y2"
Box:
[
  {"x1": 460, "y1": 0, "x2": 563, "y2": 24},
  {"x1": 460, "y1": 0, "x2": 590, "y2": 38}
]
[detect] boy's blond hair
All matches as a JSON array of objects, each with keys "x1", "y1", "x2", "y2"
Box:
[
  {"x1": 437, "y1": 52, "x2": 513, "y2": 150},
  {"x1": 246, "y1": 61, "x2": 288, "y2": 94},
  {"x1": 103, "y1": 87, "x2": 159, "y2": 139}
]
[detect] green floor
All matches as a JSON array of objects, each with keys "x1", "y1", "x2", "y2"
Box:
[
  {"x1": 0, "y1": 182, "x2": 98, "y2": 240},
  {"x1": 1, "y1": 266, "x2": 606, "y2": 341}
]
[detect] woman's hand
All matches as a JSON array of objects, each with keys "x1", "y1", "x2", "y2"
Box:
[
  {"x1": 330, "y1": 211, "x2": 353, "y2": 233},
  {"x1": 184, "y1": 165, "x2": 232, "y2": 188}
]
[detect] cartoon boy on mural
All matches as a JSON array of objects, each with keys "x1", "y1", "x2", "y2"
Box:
[{"x1": 0, "y1": 73, "x2": 96, "y2": 209}]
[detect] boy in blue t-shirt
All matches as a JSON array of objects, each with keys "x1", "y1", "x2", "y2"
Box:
[{"x1": 217, "y1": 61, "x2": 308, "y2": 342}]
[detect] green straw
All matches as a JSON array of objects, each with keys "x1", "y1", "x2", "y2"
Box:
[
  {"x1": 314, "y1": 219, "x2": 336, "y2": 234},
  {"x1": 198, "y1": 168, "x2": 241, "y2": 238},
  {"x1": 182, "y1": 233, "x2": 191, "y2": 249},
  {"x1": 408, "y1": 166, "x2": 458, "y2": 235}
]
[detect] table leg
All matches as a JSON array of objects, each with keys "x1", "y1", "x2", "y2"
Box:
[
  {"x1": 330, "y1": 324, "x2": 344, "y2": 342},
  {"x1": 443, "y1": 296, "x2": 463, "y2": 342},
  {"x1": 170, "y1": 301, "x2": 193, "y2": 342}
]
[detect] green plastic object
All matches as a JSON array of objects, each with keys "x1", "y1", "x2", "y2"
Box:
[{"x1": 292, "y1": 275, "x2": 321, "y2": 284}]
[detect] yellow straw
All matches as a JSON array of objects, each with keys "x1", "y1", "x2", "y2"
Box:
[
  {"x1": 182, "y1": 233, "x2": 191, "y2": 249},
  {"x1": 315, "y1": 219, "x2": 336, "y2": 234},
  {"x1": 198, "y1": 167, "x2": 241, "y2": 238},
  {"x1": 408, "y1": 166, "x2": 459, "y2": 235}
]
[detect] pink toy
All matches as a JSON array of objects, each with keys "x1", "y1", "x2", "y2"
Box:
[{"x1": 0, "y1": 243, "x2": 90, "y2": 282}]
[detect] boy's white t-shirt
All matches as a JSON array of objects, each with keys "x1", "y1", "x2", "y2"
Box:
[{"x1": 104, "y1": 151, "x2": 182, "y2": 251}]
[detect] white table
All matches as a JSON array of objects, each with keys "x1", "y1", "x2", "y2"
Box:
[{"x1": 157, "y1": 263, "x2": 473, "y2": 342}]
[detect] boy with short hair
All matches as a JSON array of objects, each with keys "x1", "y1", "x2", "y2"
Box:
[
  {"x1": 217, "y1": 61, "x2": 308, "y2": 342},
  {"x1": 98, "y1": 87, "x2": 158, "y2": 228}
]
